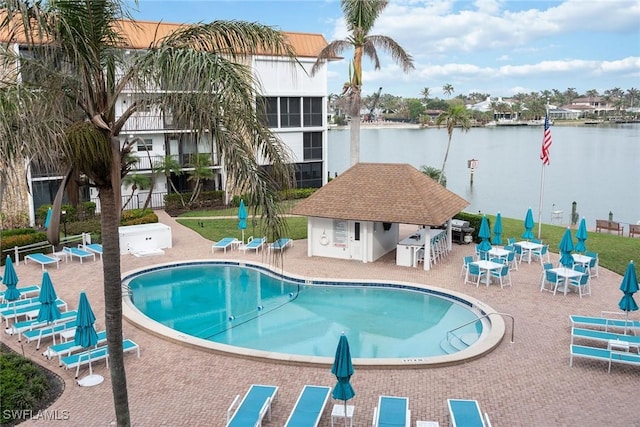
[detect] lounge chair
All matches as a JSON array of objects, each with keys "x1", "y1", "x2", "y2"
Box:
[
  {"x1": 212, "y1": 237, "x2": 240, "y2": 254},
  {"x1": 0, "y1": 285, "x2": 40, "y2": 302},
  {"x1": 6, "y1": 310, "x2": 77, "y2": 339},
  {"x1": 241, "y1": 236, "x2": 265, "y2": 254},
  {"x1": 81, "y1": 243, "x2": 103, "y2": 260},
  {"x1": 63, "y1": 246, "x2": 96, "y2": 263},
  {"x1": 372, "y1": 395, "x2": 410, "y2": 427},
  {"x1": 269, "y1": 238, "x2": 292, "y2": 253},
  {"x1": 44, "y1": 330, "x2": 108, "y2": 365},
  {"x1": 570, "y1": 344, "x2": 640, "y2": 373},
  {"x1": 571, "y1": 327, "x2": 640, "y2": 347},
  {"x1": 24, "y1": 253, "x2": 60, "y2": 271},
  {"x1": 61, "y1": 338, "x2": 140, "y2": 378},
  {"x1": 0, "y1": 296, "x2": 42, "y2": 311},
  {"x1": 0, "y1": 299, "x2": 67, "y2": 327},
  {"x1": 226, "y1": 384, "x2": 278, "y2": 427},
  {"x1": 447, "y1": 399, "x2": 488, "y2": 427},
  {"x1": 569, "y1": 315, "x2": 640, "y2": 333},
  {"x1": 23, "y1": 320, "x2": 76, "y2": 349},
  {"x1": 284, "y1": 385, "x2": 330, "y2": 427}
]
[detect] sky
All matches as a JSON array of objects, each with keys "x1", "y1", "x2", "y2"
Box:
[{"x1": 127, "y1": 0, "x2": 640, "y2": 99}]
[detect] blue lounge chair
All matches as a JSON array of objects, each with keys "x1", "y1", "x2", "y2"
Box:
[
  {"x1": 61, "y1": 338, "x2": 140, "y2": 378},
  {"x1": 569, "y1": 315, "x2": 640, "y2": 333},
  {"x1": 447, "y1": 399, "x2": 487, "y2": 427},
  {"x1": 82, "y1": 243, "x2": 103, "y2": 260},
  {"x1": 226, "y1": 384, "x2": 278, "y2": 427},
  {"x1": 6, "y1": 310, "x2": 77, "y2": 339},
  {"x1": 23, "y1": 320, "x2": 76, "y2": 349},
  {"x1": 0, "y1": 285, "x2": 40, "y2": 302},
  {"x1": 373, "y1": 395, "x2": 410, "y2": 427},
  {"x1": 241, "y1": 237, "x2": 265, "y2": 254},
  {"x1": 24, "y1": 253, "x2": 60, "y2": 271},
  {"x1": 0, "y1": 299, "x2": 67, "y2": 327},
  {"x1": 44, "y1": 330, "x2": 108, "y2": 365},
  {"x1": 284, "y1": 385, "x2": 330, "y2": 427},
  {"x1": 0, "y1": 296, "x2": 42, "y2": 310},
  {"x1": 269, "y1": 238, "x2": 292, "y2": 253},
  {"x1": 63, "y1": 246, "x2": 96, "y2": 263},
  {"x1": 212, "y1": 237, "x2": 240, "y2": 254},
  {"x1": 571, "y1": 327, "x2": 640, "y2": 346},
  {"x1": 570, "y1": 344, "x2": 640, "y2": 372}
]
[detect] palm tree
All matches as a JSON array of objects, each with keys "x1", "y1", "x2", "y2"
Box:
[
  {"x1": 435, "y1": 104, "x2": 471, "y2": 185},
  {"x1": 311, "y1": 0, "x2": 414, "y2": 165},
  {"x1": 121, "y1": 173, "x2": 151, "y2": 210},
  {"x1": 420, "y1": 87, "x2": 431, "y2": 104},
  {"x1": 0, "y1": 1, "x2": 298, "y2": 425},
  {"x1": 154, "y1": 155, "x2": 187, "y2": 207},
  {"x1": 442, "y1": 83, "x2": 454, "y2": 98},
  {"x1": 186, "y1": 153, "x2": 214, "y2": 205},
  {"x1": 420, "y1": 165, "x2": 446, "y2": 187}
]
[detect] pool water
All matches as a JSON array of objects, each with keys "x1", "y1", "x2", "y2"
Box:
[{"x1": 127, "y1": 263, "x2": 485, "y2": 359}]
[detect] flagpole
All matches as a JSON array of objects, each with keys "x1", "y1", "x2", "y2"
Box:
[
  {"x1": 537, "y1": 162, "x2": 545, "y2": 239},
  {"x1": 537, "y1": 104, "x2": 550, "y2": 239}
]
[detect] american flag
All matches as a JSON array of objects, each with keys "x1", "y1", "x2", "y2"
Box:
[{"x1": 540, "y1": 113, "x2": 552, "y2": 165}]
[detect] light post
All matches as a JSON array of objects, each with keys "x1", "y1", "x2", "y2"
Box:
[{"x1": 61, "y1": 210, "x2": 67, "y2": 238}]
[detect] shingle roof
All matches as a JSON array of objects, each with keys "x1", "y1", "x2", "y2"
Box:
[{"x1": 292, "y1": 163, "x2": 469, "y2": 226}]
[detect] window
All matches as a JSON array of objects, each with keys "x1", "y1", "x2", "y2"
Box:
[
  {"x1": 295, "y1": 162, "x2": 323, "y2": 188},
  {"x1": 303, "y1": 97, "x2": 323, "y2": 126},
  {"x1": 137, "y1": 138, "x2": 153, "y2": 151},
  {"x1": 280, "y1": 97, "x2": 301, "y2": 127},
  {"x1": 257, "y1": 97, "x2": 278, "y2": 128},
  {"x1": 303, "y1": 132, "x2": 323, "y2": 161}
]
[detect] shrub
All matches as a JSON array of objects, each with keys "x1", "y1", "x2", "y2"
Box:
[
  {"x1": 0, "y1": 349, "x2": 50, "y2": 424},
  {"x1": 120, "y1": 209, "x2": 158, "y2": 226}
]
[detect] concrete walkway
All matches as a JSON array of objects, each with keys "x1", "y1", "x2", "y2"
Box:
[{"x1": 3, "y1": 210, "x2": 638, "y2": 426}]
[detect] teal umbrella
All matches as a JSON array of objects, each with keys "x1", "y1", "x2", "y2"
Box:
[
  {"x1": 331, "y1": 333, "x2": 355, "y2": 427},
  {"x1": 2, "y1": 256, "x2": 20, "y2": 302},
  {"x1": 36, "y1": 271, "x2": 61, "y2": 323},
  {"x1": 75, "y1": 291, "x2": 103, "y2": 386},
  {"x1": 477, "y1": 215, "x2": 492, "y2": 251},
  {"x1": 558, "y1": 227, "x2": 575, "y2": 268},
  {"x1": 618, "y1": 260, "x2": 638, "y2": 334},
  {"x1": 522, "y1": 208, "x2": 535, "y2": 240},
  {"x1": 491, "y1": 212, "x2": 503, "y2": 246},
  {"x1": 575, "y1": 217, "x2": 588, "y2": 253},
  {"x1": 237, "y1": 199, "x2": 248, "y2": 244},
  {"x1": 44, "y1": 207, "x2": 52, "y2": 229}
]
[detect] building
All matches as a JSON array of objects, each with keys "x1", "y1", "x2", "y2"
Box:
[{"x1": 1, "y1": 19, "x2": 332, "y2": 225}]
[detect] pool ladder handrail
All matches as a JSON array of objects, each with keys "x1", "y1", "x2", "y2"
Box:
[{"x1": 447, "y1": 312, "x2": 515, "y2": 344}]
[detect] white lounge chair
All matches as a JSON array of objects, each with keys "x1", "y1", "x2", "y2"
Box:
[
  {"x1": 570, "y1": 344, "x2": 640, "y2": 372},
  {"x1": 61, "y1": 338, "x2": 140, "y2": 378},
  {"x1": 569, "y1": 315, "x2": 640, "y2": 333},
  {"x1": 0, "y1": 285, "x2": 40, "y2": 302},
  {"x1": 226, "y1": 384, "x2": 278, "y2": 427},
  {"x1": 44, "y1": 330, "x2": 108, "y2": 365},
  {"x1": 212, "y1": 237, "x2": 240, "y2": 254},
  {"x1": 571, "y1": 327, "x2": 640, "y2": 346},
  {"x1": 24, "y1": 253, "x2": 60, "y2": 271},
  {"x1": 6, "y1": 310, "x2": 77, "y2": 339},
  {"x1": 373, "y1": 395, "x2": 410, "y2": 427},
  {"x1": 81, "y1": 243, "x2": 103, "y2": 260},
  {"x1": 0, "y1": 299, "x2": 67, "y2": 327},
  {"x1": 284, "y1": 385, "x2": 330, "y2": 427},
  {"x1": 63, "y1": 246, "x2": 96, "y2": 263},
  {"x1": 241, "y1": 237, "x2": 265, "y2": 254},
  {"x1": 23, "y1": 320, "x2": 76, "y2": 349},
  {"x1": 447, "y1": 399, "x2": 488, "y2": 427},
  {"x1": 269, "y1": 238, "x2": 292, "y2": 253}
]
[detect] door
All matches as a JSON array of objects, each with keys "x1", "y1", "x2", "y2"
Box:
[{"x1": 349, "y1": 221, "x2": 362, "y2": 261}]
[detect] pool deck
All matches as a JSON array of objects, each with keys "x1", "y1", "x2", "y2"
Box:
[{"x1": 4, "y1": 210, "x2": 639, "y2": 426}]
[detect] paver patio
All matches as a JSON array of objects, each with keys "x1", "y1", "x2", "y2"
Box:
[{"x1": 3, "y1": 210, "x2": 638, "y2": 426}]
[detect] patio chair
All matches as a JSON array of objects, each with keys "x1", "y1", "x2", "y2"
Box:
[
  {"x1": 240, "y1": 236, "x2": 265, "y2": 254},
  {"x1": 44, "y1": 330, "x2": 108, "y2": 365},
  {"x1": 269, "y1": 238, "x2": 292, "y2": 253},
  {"x1": 226, "y1": 384, "x2": 279, "y2": 427},
  {"x1": 61, "y1": 338, "x2": 140, "y2": 379},
  {"x1": 505, "y1": 250, "x2": 518, "y2": 271},
  {"x1": 0, "y1": 285, "x2": 40, "y2": 303},
  {"x1": 570, "y1": 344, "x2": 640, "y2": 373},
  {"x1": 569, "y1": 315, "x2": 640, "y2": 333},
  {"x1": 489, "y1": 265, "x2": 512, "y2": 288},
  {"x1": 532, "y1": 244, "x2": 550, "y2": 265},
  {"x1": 63, "y1": 246, "x2": 96, "y2": 263},
  {"x1": 570, "y1": 327, "x2": 640, "y2": 347},
  {"x1": 24, "y1": 253, "x2": 60, "y2": 271},
  {"x1": 464, "y1": 263, "x2": 486, "y2": 288},
  {"x1": 567, "y1": 265, "x2": 591, "y2": 297},
  {"x1": 372, "y1": 395, "x2": 410, "y2": 427},
  {"x1": 447, "y1": 399, "x2": 488, "y2": 427},
  {"x1": 6, "y1": 310, "x2": 77, "y2": 339},
  {"x1": 460, "y1": 256, "x2": 474, "y2": 277},
  {"x1": 212, "y1": 237, "x2": 239, "y2": 254},
  {"x1": 1, "y1": 299, "x2": 68, "y2": 327},
  {"x1": 81, "y1": 243, "x2": 103, "y2": 260},
  {"x1": 585, "y1": 251, "x2": 599, "y2": 278},
  {"x1": 284, "y1": 385, "x2": 330, "y2": 427},
  {"x1": 23, "y1": 319, "x2": 77, "y2": 350}
]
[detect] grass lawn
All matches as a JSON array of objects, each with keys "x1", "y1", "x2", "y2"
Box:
[{"x1": 177, "y1": 210, "x2": 639, "y2": 276}]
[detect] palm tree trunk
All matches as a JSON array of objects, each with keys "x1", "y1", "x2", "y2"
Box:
[
  {"x1": 348, "y1": 91, "x2": 361, "y2": 166},
  {"x1": 99, "y1": 187, "x2": 131, "y2": 426},
  {"x1": 439, "y1": 134, "x2": 453, "y2": 184}
]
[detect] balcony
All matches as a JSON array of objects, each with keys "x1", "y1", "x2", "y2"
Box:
[{"x1": 129, "y1": 153, "x2": 220, "y2": 171}]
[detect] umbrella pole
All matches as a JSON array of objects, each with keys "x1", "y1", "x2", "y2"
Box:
[{"x1": 344, "y1": 400, "x2": 348, "y2": 427}]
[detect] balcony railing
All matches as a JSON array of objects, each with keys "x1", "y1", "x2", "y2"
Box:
[
  {"x1": 129, "y1": 153, "x2": 220, "y2": 170},
  {"x1": 118, "y1": 114, "x2": 176, "y2": 131}
]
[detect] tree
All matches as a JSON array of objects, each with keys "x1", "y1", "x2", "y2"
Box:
[
  {"x1": 442, "y1": 83, "x2": 454, "y2": 98},
  {"x1": 311, "y1": 0, "x2": 414, "y2": 165},
  {"x1": 121, "y1": 173, "x2": 151, "y2": 210},
  {"x1": 420, "y1": 87, "x2": 431, "y2": 104},
  {"x1": 420, "y1": 165, "x2": 446, "y2": 187},
  {"x1": 435, "y1": 104, "x2": 471, "y2": 185},
  {"x1": 154, "y1": 155, "x2": 187, "y2": 207},
  {"x1": 0, "y1": 1, "x2": 297, "y2": 425}
]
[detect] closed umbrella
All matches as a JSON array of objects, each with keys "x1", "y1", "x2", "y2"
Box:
[
  {"x1": 575, "y1": 217, "x2": 588, "y2": 253},
  {"x1": 44, "y1": 207, "x2": 52, "y2": 229},
  {"x1": 2, "y1": 256, "x2": 20, "y2": 302},
  {"x1": 75, "y1": 291, "x2": 103, "y2": 386},
  {"x1": 491, "y1": 212, "x2": 503, "y2": 246},
  {"x1": 558, "y1": 227, "x2": 575, "y2": 268},
  {"x1": 477, "y1": 215, "x2": 492, "y2": 252},
  {"x1": 331, "y1": 333, "x2": 355, "y2": 427},
  {"x1": 237, "y1": 199, "x2": 248, "y2": 244},
  {"x1": 618, "y1": 260, "x2": 638, "y2": 335},
  {"x1": 522, "y1": 208, "x2": 535, "y2": 240},
  {"x1": 36, "y1": 271, "x2": 61, "y2": 323}
]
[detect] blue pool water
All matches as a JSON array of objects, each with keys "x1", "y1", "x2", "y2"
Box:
[{"x1": 126, "y1": 262, "x2": 486, "y2": 359}]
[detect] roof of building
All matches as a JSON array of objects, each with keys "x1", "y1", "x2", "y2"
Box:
[
  {"x1": 0, "y1": 16, "x2": 329, "y2": 58},
  {"x1": 292, "y1": 163, "x2": 469, "y2": 226}
]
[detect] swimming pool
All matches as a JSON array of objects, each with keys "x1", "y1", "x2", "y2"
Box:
[{"x1": 122, "y1": 261, "x2": 505, "y2": 366}]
